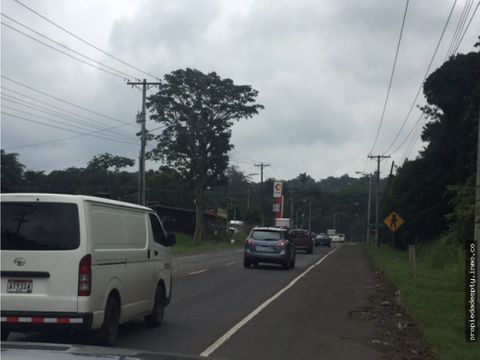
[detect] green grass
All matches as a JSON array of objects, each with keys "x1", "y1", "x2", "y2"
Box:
[
  {"x1": 365, "y1": 242, "x2": 478, "y2": 360},
  {"x1": 171, "y1": 231, "x2": 245, "y2": 255}
]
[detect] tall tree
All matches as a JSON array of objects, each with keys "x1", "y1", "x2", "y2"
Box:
[{"x1": 147, "y1": 68, "x2": 263, "y2": 241}]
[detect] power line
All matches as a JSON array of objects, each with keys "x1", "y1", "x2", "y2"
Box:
[
  {"x1": 1, "y1": 88, "x2": 135, "y2": 140},
  {"x1": 1, "y1": 13, "x2": 140, "y2": 81},
  {"x1": 390, "y1": 112, "x2": 425, "y2": 155},
  {"x1": 1, "y1": 21, "x2": 132, "y2": 81},
  {"x1": 445, "y1": 0, "x2": 472, "y2": 59},
  {"x1": 368, "y1": 0, "x2": 410, "y2": 155},
  {"x1": 2, "y1": 95, "x2": 136, "y2": 142},
  {"x1": 381, "y1": 0, "x2": 457, "y2": 155},
  {"x1": 2, "y1": 111, "x2": 138, "y2": 146},
  {"x1": 1, "y1": 75, "x2": 138, "y2": 128},
  {"x1": 453, "y1": 0, "x2": 480, "y2": 53},
  {"x1": 12, "y1": 0, "x2": 160, "y2": 80}
]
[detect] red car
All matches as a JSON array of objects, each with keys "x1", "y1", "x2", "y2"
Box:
[{"x1": 290, "y1": 229, "x2": 313, "y2": 254}]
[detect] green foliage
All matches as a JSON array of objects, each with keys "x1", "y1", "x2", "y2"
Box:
[
  {"x1": 385, "y1": 48, "x2": 479, "y2": 245},
  {"x1": 147, "y1": 68, "x2": 263, "y2": 190},
  {"x1": 147, "y1": 68, "x2": 263, "y2": 241},
  {"x1": 366, "y1": 244, "x2": 476, "y2": 360},
  {"x1": 1, "y1": 150, "x2": 24, "y2": 192},
  {"x1": 87, "y1": 153, "x2": 135, "y2": 172}
]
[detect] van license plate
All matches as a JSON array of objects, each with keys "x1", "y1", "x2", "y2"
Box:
[{"x1": 7, "y1": 279, "x2": 33, "y2": 293}]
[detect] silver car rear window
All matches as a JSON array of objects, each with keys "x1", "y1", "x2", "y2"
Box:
[{"x1": 251, "y1": 230, "x2": 283, "y2": 241}]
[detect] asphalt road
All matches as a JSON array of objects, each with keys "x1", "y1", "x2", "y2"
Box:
[{"x1": 8, "y1": 242, "x2": 382, "y2": 359}]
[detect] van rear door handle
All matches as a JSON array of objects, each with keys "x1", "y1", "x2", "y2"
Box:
[
  {"x1": 147, "y1": 249, "x2": 151, "y2": 259},
  {"x1": 154, "y1": 250, "x2": 159, "y2": 256}
]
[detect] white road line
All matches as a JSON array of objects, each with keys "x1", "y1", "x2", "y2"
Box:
[
  {"x1": 224, "y1": 261, "x2": 238, "y2": 266},
  {"x1": 189, "y1": 269, "x2": 207, "y2": 276},
  {"x1": 199, "y1": 245, "x2": 342, "y2": 358}
]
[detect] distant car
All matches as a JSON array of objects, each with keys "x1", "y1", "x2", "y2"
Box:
[
  {"x1": 244, "y1": 227, "x2": 295, "y2": 270},
  {"x1": 314, "y1": 233, "x2": 331, "y2": 247},
  {"x1": 290, "y1": 229, "x2": 313, "y2": 254},
  {"x1": 337, "y1": 233, "x2": 345, "y2": 242}
]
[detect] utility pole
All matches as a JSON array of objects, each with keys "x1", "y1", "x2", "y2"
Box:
[
  {"x1": 308, "y1": 199, "x2": 312, "y2": 233},
  {"x1": 475, "y1": 101, "x2": 480, "y2": 317},
  {"x1": 127, "y1": 79, "x2": 161, "y2": 205},
  {"x1": 255, "y1": 162, "x2": 270, "y2": 226},
  {"x1": 356, "y1": 171, "x2": 373, "y2": 244},
  {"x1": 368, "y1": 154, "x2": 391, "y2": 246}
]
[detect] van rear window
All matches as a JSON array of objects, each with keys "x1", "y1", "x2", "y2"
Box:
[{"x1": 1, "y1": 202, "x2": 80, "y2": 251}]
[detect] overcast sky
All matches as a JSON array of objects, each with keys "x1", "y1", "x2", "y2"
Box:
[{"x1": 1, "y1": 0, "x2": 479, "y2": 182}]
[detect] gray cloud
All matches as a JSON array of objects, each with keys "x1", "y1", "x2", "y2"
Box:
[{"x1": 1, "y1": 0, "x2": 479, "y2": 180}]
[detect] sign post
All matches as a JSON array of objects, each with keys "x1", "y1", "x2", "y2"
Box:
[{"x1": 383, "y1": 211, "x2": 405, "y2": 247}]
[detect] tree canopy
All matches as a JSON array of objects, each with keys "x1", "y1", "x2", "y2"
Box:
[{"x1": 147, "y1": 68, "x2": 264, "y2": 241}]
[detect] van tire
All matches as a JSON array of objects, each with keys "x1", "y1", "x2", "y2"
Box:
[
  {"x1": 95, "y1": 295, "x2": 120, "y2": 346},
  {"x1": 145, "y1": 285, "x2": 165, "y2": 328}
]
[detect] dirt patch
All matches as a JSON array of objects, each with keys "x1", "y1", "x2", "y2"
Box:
[{"x1": 349, "y1": 253, "x2": 437, "y2": 360}]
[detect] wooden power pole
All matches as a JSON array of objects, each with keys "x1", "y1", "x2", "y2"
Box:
[
  {"x1": 368, "y1": 154, "x2": 390, "y2": 246},
  {"x1": 127, "y1": 79, "x2": 161, "y2": 205}
]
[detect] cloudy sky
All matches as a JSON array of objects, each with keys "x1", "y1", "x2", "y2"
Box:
[{"x1": 1, "y1": 0, "x2": 479, "y2": 182}]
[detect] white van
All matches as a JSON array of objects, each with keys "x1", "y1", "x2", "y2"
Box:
[{"x1": 1, "y1": 193, "x2": 175, "y2": 345}]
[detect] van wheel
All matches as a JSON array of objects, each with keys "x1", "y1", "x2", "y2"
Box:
[
  {"x1": 1, "y1": 327, "x2": 10, "y2": 341},
  {"x1": 95, "y1": 296, "x2": 120, "y2": 346},
  {"x1": 145, "y1": 285, "x2": 165, "y2": 328}
]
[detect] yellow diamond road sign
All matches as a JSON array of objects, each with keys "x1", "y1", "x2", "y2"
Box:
[{"x1": 384, "y1": 211, "x2": 405, "y2": 232}]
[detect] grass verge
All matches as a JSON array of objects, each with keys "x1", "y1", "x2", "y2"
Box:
[
  {"x1": 172, "y1": 231, "x2": 245, "y2": 255},
  {"x1": 365, "y1": 241, "x2": 477, "y2": 360}
]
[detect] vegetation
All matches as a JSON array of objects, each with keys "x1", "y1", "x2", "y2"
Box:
[
  {"x1": 172, "y1": 231, "x2": 245, "y2": 255},
  {"x1": 366, "y1": 243, "x2": 477, "y2": 360},
  {"x1": 147, "y1": 68, "x2": 264, "y2": 242},
  {"x1": 383, "y1": 43, "x2": 479, "y2": 247}
]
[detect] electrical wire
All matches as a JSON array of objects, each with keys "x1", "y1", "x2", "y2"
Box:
[
  {"x1": 2, "y1": 111, "x2": 138, "y2": 146},
  {"x1": 367, "y1": 0, "x2": 410, "y2": 155},
  {"x1": 1, "y1": 22, "x2": 132, "y2": 81},
  {"x1": 2, "y1": 105, "x2": 139, "y2": 146},
  {"x1": 453, "y1": 0, "x2": 480, "y2": 53},
  {"x1": 1, "y1": 94, "x2": 135, "y2": 142},
  {"x1": 1, "y1": 87, "x2": 136, "y2": 140},
  {"x1": 1, "y1": 75, "x2": 138, "y2": 128},
  {"x1": 445, "y1": 0, "x2": 472, "y2": 59},
  {"x1": 12, "y1": 0, "x2": 160, "y2": 80},
  {"x1": 1, "y1": 13, "x2": 141, "y2": 81},
  {"x1": 381, "y1": 0, "x2": 457, "y2": 155}
]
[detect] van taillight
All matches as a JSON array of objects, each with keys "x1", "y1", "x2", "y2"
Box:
[
  {"x1": 78, "y1": 254, "x2": 91, "y2": 296},
  {"x1": 245, "y1": 239, "x2": 255, "y2": 245}
]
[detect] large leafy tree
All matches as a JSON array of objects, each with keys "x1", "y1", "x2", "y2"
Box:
[{"x1": 147, "y1": 68, "x2": 264, "y2": 241}]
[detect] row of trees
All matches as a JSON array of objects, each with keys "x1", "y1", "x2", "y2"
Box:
[
  {"x1": 1, "y1": 148, "x2": 372, "y2": 239},
  {"x1": 381, "y1": 41, "x2": 479, "y2": 248}
]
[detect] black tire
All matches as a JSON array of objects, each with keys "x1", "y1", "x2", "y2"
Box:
[
  {"x1": 244, "y1": 258, "x2": 251, "y2": 268},
  {"x1": 252, "y1": 260, "x2": 259, "y2": 267},
  {"x1": 290, "y1": 255, "x2": 295, "y2": 269},
  {"x1": 1, "y1": 327, "x2": 10, "y2": 341},
  {"x1": 95, "y1": 295, "x2": 120, "y2": 346},
  {"x1": 282, "y1": 257, "x2": 290, "y2": 270},
  {"x1": 145, "y1": 285, "x2": 166, "y2": 328}
]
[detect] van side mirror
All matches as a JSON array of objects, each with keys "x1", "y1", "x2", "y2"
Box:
[{"x1": 165, "y1": 232, "x2": 176, "y2": 247}]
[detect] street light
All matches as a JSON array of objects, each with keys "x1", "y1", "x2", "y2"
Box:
[{"x1": 356, "y1": 171, "x2": 373, "y2": 244}]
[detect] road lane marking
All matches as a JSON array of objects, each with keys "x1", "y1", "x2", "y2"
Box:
[
  {"x1": 224, "y1": 261, "x2": 238, "y2": 266},
  {"x1": 189, "y1": 269, "x2": 207, "y2": 276},
  {"x1": 199, "y1": 245, "x2": 342, "y2": 357}
]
